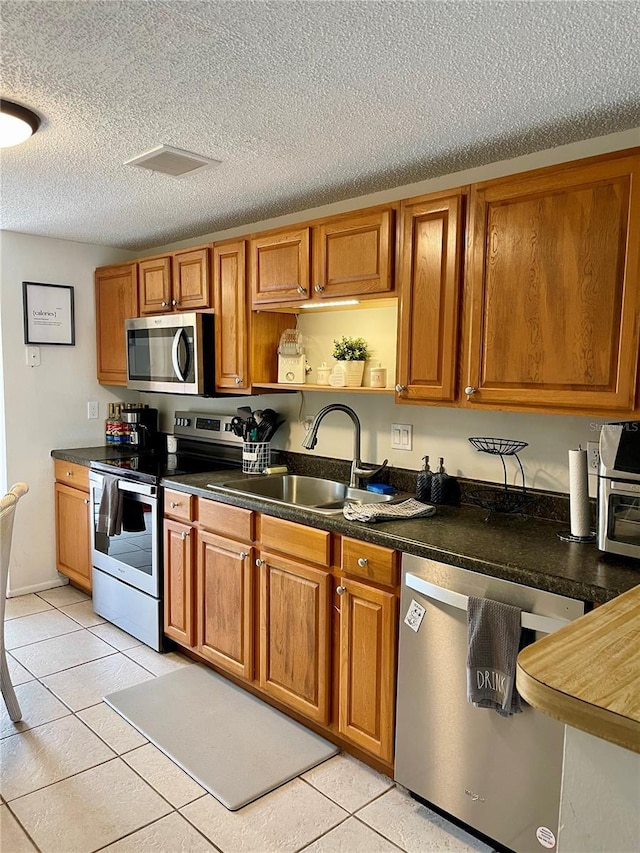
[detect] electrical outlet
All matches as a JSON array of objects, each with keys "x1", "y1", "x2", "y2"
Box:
[
  {"x1": 587, "y1": 441, "x2": 600, "y2": 473},
  {"x1": 87, "y1": 401, "x2": 99, "y2": 420},
  {"x1": 391, "y1": 423, "x2": 413, "y2": 451}
]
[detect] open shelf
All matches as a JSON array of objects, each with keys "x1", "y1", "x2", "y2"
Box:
[{"x1": 252, "y1": 383, "x2": 395, "y2": 394}]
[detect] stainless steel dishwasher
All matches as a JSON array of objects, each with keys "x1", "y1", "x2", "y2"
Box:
[{"x1": 395, "y1": 553, "x2": 585, "y2": 853}]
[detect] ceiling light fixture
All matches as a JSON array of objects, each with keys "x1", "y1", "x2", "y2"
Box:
[{"x1": 0, "y1": 99, "x2": 41, "y2": 148}]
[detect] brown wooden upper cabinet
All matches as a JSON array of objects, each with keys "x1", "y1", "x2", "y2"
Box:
[
  {"x1": 139, "y1": 246, "x2": 211, "y2": 314},
  {"x1": 249, "y1": 207, "x2": 395, "y2": 307},
  {"x1": 213, "y1": 240, "x2": 250, "y2": 391},
  {"x1": 213, "y1": 239, "x2": 294, "y2": 392},
  {"x1": 95, "y1": 262, "x2": 138, "y2": 385},
  {"x1": 395, "y1": 190, "x2": 465, "y2": 404},
  {"x1": 463, "y1": 151, "x2": 640, "y2": 414}
]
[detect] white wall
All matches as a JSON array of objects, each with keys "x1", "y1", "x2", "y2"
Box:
[
  {"x1": 559, "y1": 727, "x2": 640, "y2": 853},
  {"x1": 0, "y1": 231, "x2": 135, "y2": 595}
]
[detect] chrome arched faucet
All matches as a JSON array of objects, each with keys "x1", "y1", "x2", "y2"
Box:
[{"x1": 302, "y1": 403, "x2": 388, "y2": 488}]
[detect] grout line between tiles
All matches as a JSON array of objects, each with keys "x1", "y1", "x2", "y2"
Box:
[{"x1": 3, "y1": 799, "x2": 44, "y2": 853}]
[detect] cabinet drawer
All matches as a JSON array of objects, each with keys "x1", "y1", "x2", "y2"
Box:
[
  {"x1": 260, "y1": 515, "x2": 331, "y2": 567},
  {"x1": 164, "y1": 489, "x2": 195, "y2": 522},
  {"x1": 198, "y1": 498, "x2": 254, "y2": 543},
  {"x1": 54, "y1": 460, "x2": 89, "y2": 491},
  {"x1": 341, "y1": 537, "x2": 398, "y2": 587}
]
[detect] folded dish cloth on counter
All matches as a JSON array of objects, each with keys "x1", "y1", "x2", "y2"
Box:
[
  {"x1": 97, "y1": 474, "x2": 123, "y2": 537},
  {"x1": 466, "y1": 596, "x2": 523, "y2": 717},
  {"x1": 342, "y1": 498, "x2": 436, "y2": 523}
]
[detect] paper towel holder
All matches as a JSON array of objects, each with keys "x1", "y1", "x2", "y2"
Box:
[{"x1": 557, "y1": 530, "x2": 596, "y2": 543}]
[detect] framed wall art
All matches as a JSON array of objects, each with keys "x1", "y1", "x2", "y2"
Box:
[{"x1": 23, "y1": 281, "x2": 75, "y2": 346}]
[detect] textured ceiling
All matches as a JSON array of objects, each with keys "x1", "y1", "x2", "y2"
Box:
[{"x1": 1, "y1": 0, "x2": 639, "y2": 251}]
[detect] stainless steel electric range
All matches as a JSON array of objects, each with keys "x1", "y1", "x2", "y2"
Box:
[{"x1": 89, "y1": 412, "x2": 243, "y2": 650}]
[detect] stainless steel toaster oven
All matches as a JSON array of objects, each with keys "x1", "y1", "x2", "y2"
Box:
[{"x1": 598, "y1": 421, "x2": 640, "y2": 559}]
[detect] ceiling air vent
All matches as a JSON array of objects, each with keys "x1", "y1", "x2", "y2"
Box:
[{"x1": 124, "y1": 144, "x2": 221, "y2": 177}]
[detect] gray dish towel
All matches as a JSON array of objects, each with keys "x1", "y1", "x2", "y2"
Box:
[
  {"x1": 466, "y1": 596, "x2": 523, "y2": 716},
  {"x1": 342, "y1": 498, "x2": 436, "y2": 523},
  {"x1": 97, "y1": 475, "x2": 123, "y2": 537}
]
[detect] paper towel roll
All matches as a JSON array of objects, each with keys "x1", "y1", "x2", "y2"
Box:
[{"x1": 569, "y1": 448, "x2": 590, "y2": 537}]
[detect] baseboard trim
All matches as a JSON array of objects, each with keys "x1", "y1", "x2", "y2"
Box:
[{"x1": 7, "y1": 577, "x2": 69, "y2": 598}]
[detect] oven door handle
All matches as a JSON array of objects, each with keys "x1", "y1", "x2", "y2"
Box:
[
  {"x1": 171, "y1": 327, "x2": 187, "y2": 382},
  {"x1": 405, "y1": 573, "x2": 571, "y2": 635},
  {"x1": 89, "y1": 472, "x2": 156, "y2": 498},
  {"x1": 118, "y1": 480, "x2": 156, "y2": 498}
]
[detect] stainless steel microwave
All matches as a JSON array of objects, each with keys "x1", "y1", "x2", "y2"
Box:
[
  {"x1": 125, "y1": 311, "x2": 215, "y2": 395},
  {"x1": 598, "y1": 421, "x2": 640, "y2": 559}
]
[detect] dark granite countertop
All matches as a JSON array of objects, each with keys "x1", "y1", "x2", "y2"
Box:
[
  {"x1": 52, "y1": 446, "x2": 141, "y2": 465},
  {"x1": 51, "y1": 447, "x2": 640, "y2": 604}
]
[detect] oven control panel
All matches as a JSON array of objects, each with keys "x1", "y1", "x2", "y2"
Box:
[{"x1": 173, "y1": 411, "x2": 243, "y2": 446}]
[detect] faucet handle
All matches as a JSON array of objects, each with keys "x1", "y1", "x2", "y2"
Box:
[{"x1": 356, "y1": 459, "x2": 389, "y2": 481}]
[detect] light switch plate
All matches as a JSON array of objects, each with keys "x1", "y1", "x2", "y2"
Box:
[{"x1": 391, "y1": 423, "x2": 413, "y2": 451}]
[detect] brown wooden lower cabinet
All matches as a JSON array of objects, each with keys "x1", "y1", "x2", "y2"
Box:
[
  {"x1": 197, "y1": 530, "x2": 254, "y2": 680},
  {"x1": 338, "y1": 577, "x2": 397, "y2": 763},
  {"x1": 54, "y1": 459, "x2": 92, "y2": 592},
  {"x1": 54, "y1": 481, "x2": 92, "y2": 592},
  {"x1": 163, "y1": 518, "x2": 195, "y2": 646},
  {"x1": 258, "y1": 551, "x2": 331, "y2": 724}
]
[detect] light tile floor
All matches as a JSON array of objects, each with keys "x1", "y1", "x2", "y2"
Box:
[{"x1": 1, "y1": 586, "x2": 495, "y2": 853}]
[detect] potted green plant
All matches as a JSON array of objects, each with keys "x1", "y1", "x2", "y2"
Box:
[{"x1": 332, "y1": 336, "x2": 370, "y2": 386}]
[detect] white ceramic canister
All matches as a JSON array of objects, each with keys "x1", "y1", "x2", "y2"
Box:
[
  {"x1": 370, "y1": 362, "x2": 387, "y2": 388},
  {"x1": 316, "y1": 361, "x2": 331, "y2": 385}
]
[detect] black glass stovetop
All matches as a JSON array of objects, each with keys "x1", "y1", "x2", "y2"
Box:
[{"x1": 90, "y1": 450, "x2": 240, "y2": 485}]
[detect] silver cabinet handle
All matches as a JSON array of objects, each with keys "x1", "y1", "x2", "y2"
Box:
[
  {"x1": 336, "y1": 585, "x2": 346, "y2": 595},
  {"x1": 296, "y1": 286, "x2": 307, "y2": 294},
  {"x1": 464, "y1": 386, "x2": 477, "y2": 395},
  {"x1": 255, "y1": 558, "x2": 264, "y2": 567},
  {"x1": 357, "y1": 557, "x2": 368, "y2": 567},
  {"x1": 314, "y1": 284, "x2": 324, "y2": 293},
  {"x1": 161, "y1": 301, "x2": 168, "y2": 307},
  {"x1": 66, "y1": 471, "x2": 72, "y2": 477},
  {"x1": 172, "y1": 298, "x2": 179, "y2": 306},
  {"x1": 180, "y1": 530, "x2": 190, "y2": 540},
  {"x1": 235, "y1": 377, "x2": 242, "y2": 385},
  {"x1": 395, "y1": 384, "x2": 406, "y2": 393},
  {"x1": 170, "y1": 501, "x2": 179, "y2": 508},
  {"x1": 84, "y1": 498, "x2": 90, "y2": 505},
  {"x1": 239, "y1": 551, "x2": 248, "y2": 560}
]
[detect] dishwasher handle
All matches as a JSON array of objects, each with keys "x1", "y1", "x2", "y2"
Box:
[{"x1": 405, "y1": 572, "x2": 571, "y2": 635}]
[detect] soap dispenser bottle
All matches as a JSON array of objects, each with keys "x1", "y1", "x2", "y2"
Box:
[
  {"x1": 416, "y1": 456, "x2": 433, "y2": 502},
  {"x1": 430, "y1": 457, "x2": 449, "y2": 504}
]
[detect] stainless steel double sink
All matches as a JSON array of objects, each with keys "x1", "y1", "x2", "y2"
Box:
[{"x1": 212, "y1": 474, "x2": 393, "y2": 515}]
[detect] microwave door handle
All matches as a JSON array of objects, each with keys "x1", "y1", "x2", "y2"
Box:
[{"x1": 171, "y1": 328, "x2": 187, "y2": 382}]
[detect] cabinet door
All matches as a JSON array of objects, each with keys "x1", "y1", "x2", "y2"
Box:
[
  {"x1": 55, "y1": 482, "x2": 91, "y2": 592},
  {"x1": 163, "y1": 519, "x2": 195, "y2": 646},
  {"x1": 213, "y1": 240, "x2": 250, "y2": 391},
  {"x1": 396, "y1": 191, "x2": 464, "y2": 403},
  {"x1": 314, "y1": 209, "x2": 394, "y2": 299},
  {"x1": 258, "y1": 552, "x2": 331, "y2": 723},
  {"x1": 465, "y1": 153, "x2": 640, "y2": 412},
  {"x1": 250, "y1": 228, "x2": 311, "y2": 305},
  {"x1": 138, "y1": 256, "x2": 172, "y2": 315},
  {"x1": 338, "y1": 578, "x2": 396, "y2": 762},
  {"x1": 173, "y1": 247, "x2": 211, "y2": 311},
  {"x1": 196, "y1": 530, "x2": 254, "y2": 680},
  {"x1": 95, "y1": 263, "x2": 138, "y2": 385}
]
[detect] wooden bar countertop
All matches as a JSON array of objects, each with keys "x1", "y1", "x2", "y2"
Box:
[{"x1": 517, "y1": 584, "x2": 640, "y2": 754}]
